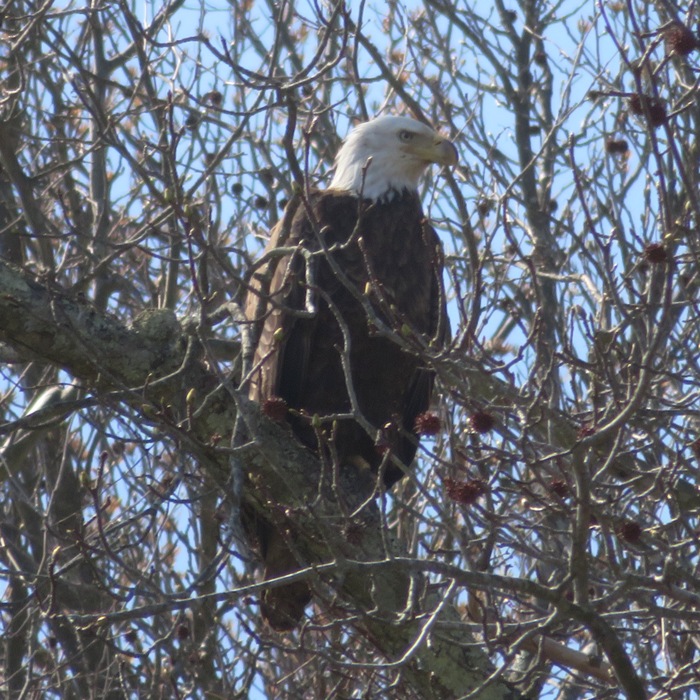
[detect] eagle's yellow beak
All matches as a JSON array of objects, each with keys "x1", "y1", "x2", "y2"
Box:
[
  {"x1": 432, "y1": 138, "x2": 459, "y2": 166},
  {"x1": 407, "y1": 133, "x2": 458, "y2": 167}
]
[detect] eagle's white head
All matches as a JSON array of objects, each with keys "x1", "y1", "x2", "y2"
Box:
[{"x1": 329, "y1": 115, "x2": 458, "y2": 200}]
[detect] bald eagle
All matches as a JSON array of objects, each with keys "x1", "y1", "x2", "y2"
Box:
[{"x1": 246, "y1": 115, "x2": 457, "y2": 630}]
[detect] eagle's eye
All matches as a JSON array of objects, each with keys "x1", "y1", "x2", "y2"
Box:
[{"x1": 398, "y1": 130, "x2": 414, "y2": 142}]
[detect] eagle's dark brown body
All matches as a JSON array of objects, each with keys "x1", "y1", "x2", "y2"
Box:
[{"x1": 246, "y1": 188, "x2": 447, "y2": 629}]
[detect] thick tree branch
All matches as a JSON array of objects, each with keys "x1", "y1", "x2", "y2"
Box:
[{"x1": 0, "y1": 259, "x2": 522, "y2": 699}]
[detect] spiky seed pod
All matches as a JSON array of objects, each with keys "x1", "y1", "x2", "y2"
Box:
[
  {"x1": 628, "y1": 95, "x2": 644, "y2": 115},
  {"x1": 646, "y1": 102, "x2": 667, "y2": 127},
  {"x1": 445, "y1": 477, "x2": 487, "y2": 505},
  {"x1": 470, "y1": 410, "x2": 495, "y2": 433},
  {"x1": 262, "y1": 397, "x2": 288, "y2": 422},
  {"x1": 206, "y1": 90, "x2": 223, "y2": 106},
  {"x1": 666, "y1": 23, "x2": 698, "y2": 56},
  {"x1": 644, "y1": 242, "x2": 669, "y2": 264},
  {"x1": 628, "y1": 95, "x2": 667, "y2": 128},
  {"x1": 414, "y1": 411, "x2": 442, "y2": 436},
  {"x1": 618, "y1": 520, "x2": 643, "y2": 543},
  {"x1": 605, "y1": 138, "x2": 629, "y2": 155},
  {"x1": 343, "y1": 522, "x2": 364, "y2": 546}
]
